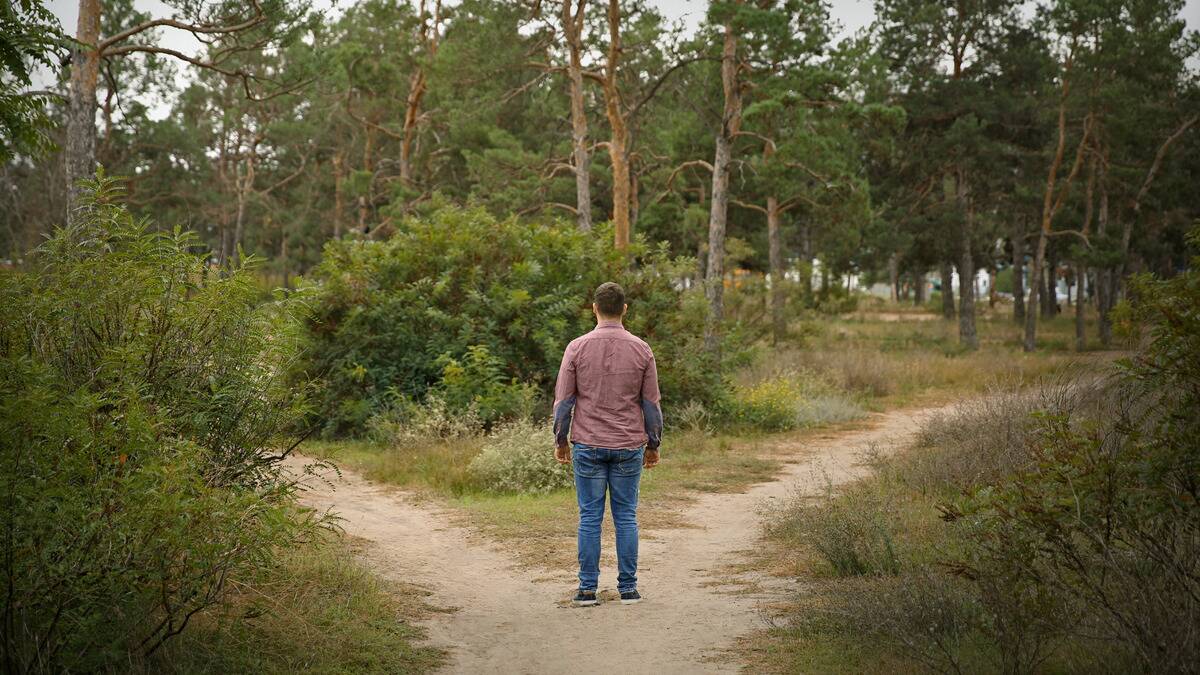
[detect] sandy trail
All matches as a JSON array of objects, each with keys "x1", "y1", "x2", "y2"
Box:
[{"x1": 287, "y1": 403, "x2": 949, "y2": 674}]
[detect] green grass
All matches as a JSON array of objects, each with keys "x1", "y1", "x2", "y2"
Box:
[{"x1": 155, "y1": 533, "x2": 445, "y2": 674}]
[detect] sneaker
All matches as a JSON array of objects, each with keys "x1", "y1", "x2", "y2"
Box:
[
  {"x1": 572, "y1": 590, "x2": 598, "y2": 607},
  {"x1": 619, "y1": 590, "x2": 642, "y2": 605}
]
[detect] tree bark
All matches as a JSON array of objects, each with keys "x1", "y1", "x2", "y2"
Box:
[
  {"x1": 603, "y1": 0, "x2": 631, "y2": 248},
  {"x1": 65, "y1": 0, "x2": 103, "y2": 213},
  {"x1": 1024, "y1": 77, "x2": 1089, "y2": 351},
  {"x1": 704, "y1": 17, "x2": 742, "y2": 358},
  {"x1": 887, "y1": 253, "x2": 900, "y2": 303},
  {"x1": 1012, "y1": 223, "x2": 1025, "y2": 323},
  {"x1": 400, "y1": 0, "x2": 441, "y2": 185},
  {"x1": 956, "y1": 172, "x2": 978, "y2": 349},
  {"x1": 562, "y1": 0, "x2": 592, "y2": 230},
  {"x1": 913, "y1": 269, "x2": 926, "y2": 305},
  {"x1": 1041, "y1": 248, "x2": 1057, "y2": 319},
  {"x1": 1075, "y1": 151, "x2": 1096, "y2": 351},
  {"x1": 940, "y1": 262, "x2": 955, "y2": 319},
  {"x1": 332, "y1": 152, "x2": 345, "y2": 239},
  {"x1": 232, "y1": 136, "x2": 257, "y2": 267},
  {"x1": 1096, "y1": 167, "x2": 1113, "y2": 347},
  {"x1": 767, "y1": 197, "x2": 785, "y2": 344}
]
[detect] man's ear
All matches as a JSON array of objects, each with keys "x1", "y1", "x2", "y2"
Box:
[
  {"x1": 592, "y1": 302, "x2": 600, "y2": 317},
  {"x1": 622, "y1": 303, "x2": 628, "y2": 317}
]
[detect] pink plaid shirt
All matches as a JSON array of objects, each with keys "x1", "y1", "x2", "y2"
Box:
[{"x1": 552, "y1": 319, "x2": 662, "y2": 451}]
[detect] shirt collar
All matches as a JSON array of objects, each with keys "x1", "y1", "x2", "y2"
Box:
[{"x1": 596, "y1": 319, "x2": 624, "y2": 329}]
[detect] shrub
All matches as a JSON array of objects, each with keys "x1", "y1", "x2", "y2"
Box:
[
  {"x1": 724, "y1": 371, "x2": 865, "y2": 432},
  {"x1": 302, "y1": 206, "x2": 721, "y2": 436},
  {"x1": 674, "y1": 399, "x2": 713, "y2": 434},
  {"x1": 0, "y1": 177, "x2": 322, "y2": 670},
  {"x1": 816, "y1": 572, "x2": 984, "y2": 674},
  {"x1": 433, "y1": 344, "x2": 537, "y2": 426},
  {"x1": 468, "y1": 419, "x2": 574, "y2": 494},
  {"x1": 366, "y1": 392, "x2": 484, "y2": 448},
  {"x1": 765, "y1": 481, "x2": 903, "y2": 577},
  {"x1": 941, "y1": 231, "x2": 1200, "y2": 671}
]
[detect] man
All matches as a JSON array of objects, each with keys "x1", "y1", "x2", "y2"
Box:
[{"x1": 553, "y1": 281, "x2": 662, "y2": 607}]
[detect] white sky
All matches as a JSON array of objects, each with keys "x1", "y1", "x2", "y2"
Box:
[{"x1": 35, "y1": 0, "x2": 1200, "y2": 106}]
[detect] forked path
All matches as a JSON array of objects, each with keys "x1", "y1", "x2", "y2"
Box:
[{"x1": 288, "y1": 403, "x2": 950, "y2": 674}]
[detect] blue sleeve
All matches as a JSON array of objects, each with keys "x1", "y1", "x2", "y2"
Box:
[
  {"x1": 641, "y1": 399, "x2": 662, "y2": 451},
  {"x1": 553, "y1": 396, "x2": 576, "y2": 448}
]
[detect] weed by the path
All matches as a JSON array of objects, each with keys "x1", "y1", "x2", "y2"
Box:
[{"x1": 157, "y1": 533, "x2": 445, "y2": 674}]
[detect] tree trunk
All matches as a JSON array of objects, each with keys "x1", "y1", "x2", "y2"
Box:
[
  {"x1": 1025, "y1": 79, "x2": 1089, "y2": 351},
  {"x1": 987, "y1": 267, "x2": 997, "y2": 308},
  {"x1": 232, "y1": 143, "x2": 256, "y2": 267},
  {"x1": 1012, "y1": 225, "x2": 1026, "y2": 324},
  {"x1": 1096, "y1": 168, "x2": 1113, "y2": 347},
  {"x1": 65, "y1": 0, "x2": 103, "y2": 213},
  {"x1": 956, "y1": 173, "x2": 978, "y2": 349},
  {"x1": 940, "y1": 262, "x2": 955, "y2": 319},
  {"x1": 400, "y1": 0, "x2": 440, "y2": 185},
  {"x1": 767, "y1": 198, "x2": 785, "y2": 344},
  {"x1": 887, "y1": 253, "x2": 899, "y2": 303},
  {"x1": 332, "y1": 152, "x2": 345, "y2": 239},
  {"x1": 703, "y1": 17, "x2": 741, "y2": 358},
  {"x1": 562, "y1": 0, "x2": 591, "y2": 231},
  {"x1": 604, "y1": 0, "x2": 630, "y2": 248},
  {"x1": 1041, "y1": 249, "x2": 1056, "y2": 319},
  {"x1": 1075, "y1": 153, "x2": 1096, "y2": 351},
  {"x1": 913, "y1": 269, "x2": 926, "y2": 305}
]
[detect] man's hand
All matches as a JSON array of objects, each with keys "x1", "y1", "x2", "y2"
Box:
[
  {"x1": 555, "y1": 445, "x2": 571, "y2": 465},
  {"x1": 643, "y1": 448, "x2": 660, "y2": 469}
]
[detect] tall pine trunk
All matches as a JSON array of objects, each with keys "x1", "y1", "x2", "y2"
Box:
[
  {"x1": 956, "y1": 173, "x2": 978, "y2": 349},
  {"x1": 940, "y1": 262, "x2": 955, "y2": 319},
  {"x1": 563, "y1": 0, "x2": 592, "y2": 230},
  {"x1": 1012, "y1": 224, "x2": 1026, "y2": 323},
  {"x1": 604, "y1": 0, "x2": 631, "y2": 248},
  {"x1": 704, "y1": 18, "x2": 741, "y2": 358},
  {"x1": 1096, "y1": 172, "x2": 1114, "y2": 347},
  {"x1": 65, "y1": 0, "x2": 102, "y2": 214},
  {"x1": 767, "y1": 197, "x2": 785, "y2": 344}
]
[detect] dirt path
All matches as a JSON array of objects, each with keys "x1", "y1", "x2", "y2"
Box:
[{"x1": 287, "y1": 403, "x2": 949, "y2": 674}]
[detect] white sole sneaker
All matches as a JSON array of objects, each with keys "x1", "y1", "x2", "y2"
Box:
[{"x1": 573, "y1": 594, "x2": 599, "y2": 607}]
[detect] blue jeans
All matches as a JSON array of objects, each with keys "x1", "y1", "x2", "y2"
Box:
[{"x1": 572, "y1": 443, "x2": 643, "y2": 593}]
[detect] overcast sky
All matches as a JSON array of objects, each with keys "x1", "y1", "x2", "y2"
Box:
[{"x1": 37, "y1": 0, "x2": 1200, "y2": 98}]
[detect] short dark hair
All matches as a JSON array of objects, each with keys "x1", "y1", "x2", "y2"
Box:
[{"x1": 593, "y1": 282, "x2": 625, "y2": 317}]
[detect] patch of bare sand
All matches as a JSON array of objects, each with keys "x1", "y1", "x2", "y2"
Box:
[{"x1": 287, "y1": 402, "x2": 951, "y2": 674}]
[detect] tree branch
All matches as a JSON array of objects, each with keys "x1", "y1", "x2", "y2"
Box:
[
  {"x1": 730, "y1": 198, "x2": 768, "y2": 215},
  {"x1": 102, "y1": 44, "x2": 309, "y2": 102},
  {"x1": 98, "y1": 1, "x2": 267, "y2": 53}
]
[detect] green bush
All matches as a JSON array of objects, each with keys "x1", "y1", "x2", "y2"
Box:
[
  {"x1": 302, "y1": 205, "x2": 725, "y2": 436},
  {"x1": 433, "y1": 344, "x2": 538, "y2": 426},
  {"x1": 765, "y1": 481, "x2": 903, "y2": 577},
  {"x1": 723, "y1": 371, "x2": 864, "y2": 432},
  {"x1": 366, "y1": 392, "x2": 484, "y2": 447},
  {"x1": 941, "y1": 230, "x2": 1200, "y2": 671},
  {"x1": 468, "y1": 419, "x2": 574, "y2": 494},
  {"x1": 0, "y1": 177, "x2": 322, "y2": 670}
]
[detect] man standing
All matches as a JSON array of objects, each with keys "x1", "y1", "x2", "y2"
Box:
[{"x1": 553, "y1": 282, "x2": 662, "y2": 607}]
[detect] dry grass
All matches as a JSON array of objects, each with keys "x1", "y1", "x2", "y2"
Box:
[{"x1": 156, "y1": 532, "x2": 446, "y2": 674}]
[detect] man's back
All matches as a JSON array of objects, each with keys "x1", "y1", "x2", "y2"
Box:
[{"x1": 553, "y1": 319, "x2": 661, "y2": 451}]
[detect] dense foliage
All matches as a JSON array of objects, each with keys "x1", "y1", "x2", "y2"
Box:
[
  {"x1": 6, "y1": 0, "x2": 1194, "y2": 353},
  {"x1": 0, "y1": 178, "x2": 321, "y2": 670},
  {"x1": 947, "y1": 229, "x2": 1200, "y2": 670},
  {"x1": 302, "y1": 205, "x2": 726, "y2": 436}
]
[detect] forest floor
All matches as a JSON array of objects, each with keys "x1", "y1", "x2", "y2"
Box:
[{"x1": 286, "y1": 401, "x2": 954, "y2": 674}]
